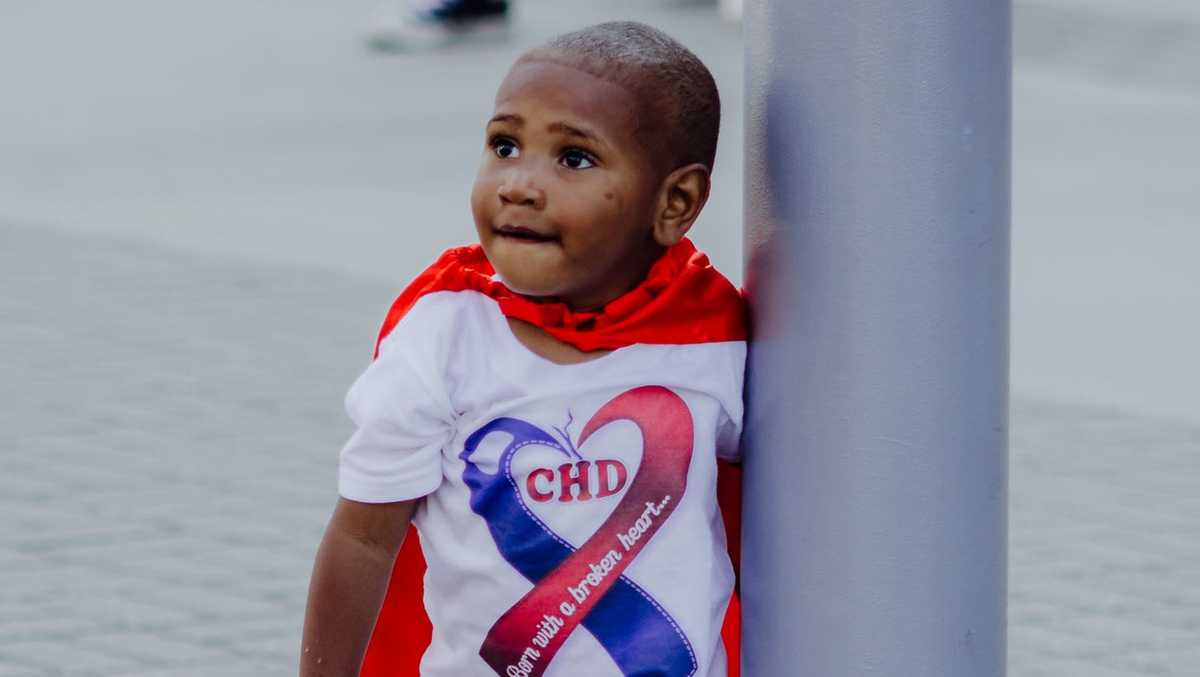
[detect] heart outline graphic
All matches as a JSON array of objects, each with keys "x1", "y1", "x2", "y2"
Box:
[{"x1": 461, "y1": 385, "x2": 698, "y2": 677}]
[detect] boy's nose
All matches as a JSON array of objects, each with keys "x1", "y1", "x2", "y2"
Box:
[{"x1": 497, "y1": 174, "x2": 546, "y2": 209}]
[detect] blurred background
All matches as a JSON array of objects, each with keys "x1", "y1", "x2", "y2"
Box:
[{"x1": 1, "y1": 0, "x2": 1196, "y2": 675}]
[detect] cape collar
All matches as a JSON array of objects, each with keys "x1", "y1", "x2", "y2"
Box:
[{"x1": 376, "y1": 238, "x2": 746, "y2": 354}]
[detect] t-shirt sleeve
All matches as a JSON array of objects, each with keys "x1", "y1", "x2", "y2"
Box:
[
  {"x1": 714, "y1": 341, "x2": 746, "y2": 462},
  {"x1": 337, "y1": 304, "x2": 456, "y2": 503},
  {"x1": 715, "y1": 408, "x2": 743, "y2": 462}
]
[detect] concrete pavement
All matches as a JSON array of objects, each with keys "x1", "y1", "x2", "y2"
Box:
[{"x1": 4, "y1": 220, "x2": 1197, "y2": 675}]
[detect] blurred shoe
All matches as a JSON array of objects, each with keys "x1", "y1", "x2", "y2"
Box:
[
  {"x1": 719, "y1": 0, "x2": 743, "y2": 22},
  {"x1": 365, "y1": 0, "x2": 510, "y2": 52}
]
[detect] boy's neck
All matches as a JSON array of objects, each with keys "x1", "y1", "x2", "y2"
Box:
[{"x1": 506, "y1": 318, "x2": 612, "y2": 365}]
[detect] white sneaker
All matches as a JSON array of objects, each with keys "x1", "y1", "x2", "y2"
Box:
[
  {"x1": 720, "y1": 0, "x2": 743, "y2": 23},
  {"x1": 365, "y1": 0, "x2": 511, "y2": 53}
]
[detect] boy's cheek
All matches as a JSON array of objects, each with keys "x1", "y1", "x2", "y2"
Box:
[{"x1": 470, "y1": 181, "x2": 496, "y2": 227}]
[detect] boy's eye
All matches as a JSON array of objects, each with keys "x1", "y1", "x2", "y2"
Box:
[
  {"x1": 491, "y1": 136, "x2": 520, "y2": 159},
  {"x1": 560, "y1": 148, "x2": 596, "y2": 170}
]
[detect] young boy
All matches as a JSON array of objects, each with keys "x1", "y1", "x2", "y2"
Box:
[{"x1": 302, "y1": 21, "x2": 746, "y2": 677}]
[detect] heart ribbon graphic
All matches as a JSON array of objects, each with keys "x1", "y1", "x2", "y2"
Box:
[{"x1": 460, "y1": 386, "x2": 697, "y2": 677}]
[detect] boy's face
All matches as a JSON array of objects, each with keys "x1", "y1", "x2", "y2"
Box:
[{"x1": 471, "y1": 59, "x2": 664, "y2": 310}]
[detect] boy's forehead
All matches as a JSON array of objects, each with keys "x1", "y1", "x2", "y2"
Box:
[{"x1": 492, "y1": 60, "x2": 646, "y2": 141}]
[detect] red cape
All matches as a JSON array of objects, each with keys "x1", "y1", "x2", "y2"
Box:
[{"x1": 359, "y1": 239, "x2": 745, "y2": 677}]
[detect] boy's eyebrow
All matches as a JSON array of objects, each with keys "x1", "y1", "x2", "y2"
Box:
[
  {"x1": 487, "y1": 114, "x2": 605, "y2": 146},
  {"x1": 547, "y1": 122, "x2": 602, "y2": 145},
  {"x1": 488, "y1": 113, "x2": 523, "y2": 127}
]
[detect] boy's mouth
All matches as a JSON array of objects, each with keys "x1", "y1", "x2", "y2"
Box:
[{"x1": 494, "y1": 225, "x2": 559, "y2": 244}]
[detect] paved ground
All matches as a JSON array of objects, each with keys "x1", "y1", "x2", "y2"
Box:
[
  {"x1": 3, "y1": 222, "x2": 1197, "y2": 676},
  {"x1": 1, "y1": 0, "x2": 1198, "y2": 675}
]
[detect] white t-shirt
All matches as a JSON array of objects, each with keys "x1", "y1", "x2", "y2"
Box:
[{"x1": 339, "y1": 290, "x2": 746, "y2": 677}]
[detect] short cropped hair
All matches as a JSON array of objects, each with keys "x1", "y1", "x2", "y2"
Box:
[{"x1": 518, "y1": 21, "x2": 721, "y2": 173}]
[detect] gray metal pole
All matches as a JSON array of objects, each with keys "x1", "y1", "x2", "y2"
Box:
[{"x1": 741, "y1": 1, "x2": 1011, "y2": 675}]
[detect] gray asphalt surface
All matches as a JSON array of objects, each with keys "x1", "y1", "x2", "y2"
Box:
[{"x1": 1, "y1": 0, "x2": 1197, "y2": 675}]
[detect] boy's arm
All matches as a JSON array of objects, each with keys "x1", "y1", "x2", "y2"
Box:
[{"x1": 300, "y1": 497, "x2": 416, "y2": 677}]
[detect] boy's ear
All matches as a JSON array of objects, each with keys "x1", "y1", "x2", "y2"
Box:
[{"x1": 652, "y1": 163, "x2": 711, "y2": 247}]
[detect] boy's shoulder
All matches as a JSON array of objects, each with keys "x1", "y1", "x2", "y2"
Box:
[
  {"x1": 374, "y1": 245, "x2": 497, "y2": 356},
  {"x1": 373, "y1": 290, "x2": 496, "y2": 372}
]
